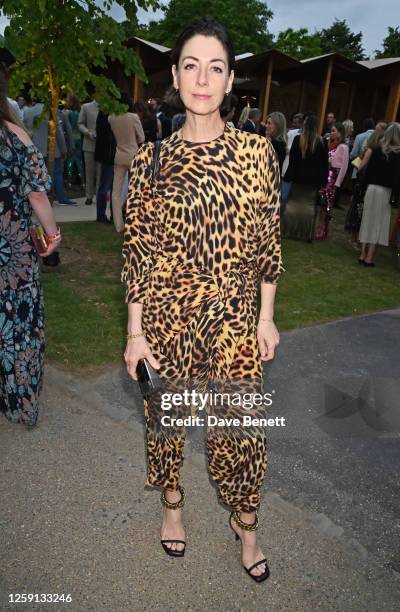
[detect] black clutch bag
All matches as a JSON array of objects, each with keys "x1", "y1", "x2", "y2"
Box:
[{"x1": 136, "y1": 358, "x2": 163, "y2": 398}]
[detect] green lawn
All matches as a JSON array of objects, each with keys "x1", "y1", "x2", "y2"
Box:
[{"x1": 42, "y1": 210, "x2": 400, "y2": 372}]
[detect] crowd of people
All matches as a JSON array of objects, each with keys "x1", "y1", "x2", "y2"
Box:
[
  {"x1": 10, "y1": 89, "x2": 400, "y2": 269},
  {"x1": 236, "y1": 105, "x2": 400, "y2": 265}
]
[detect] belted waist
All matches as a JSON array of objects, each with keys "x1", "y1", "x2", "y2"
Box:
[{"x1": 152, "y1": 255, "x2": 257, "y2": 277}]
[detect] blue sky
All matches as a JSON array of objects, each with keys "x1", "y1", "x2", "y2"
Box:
[{"x1": 0, "y1": 1, "x2": 398, "y2": 58}]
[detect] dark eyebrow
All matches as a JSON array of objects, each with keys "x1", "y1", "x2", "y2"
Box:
[{"x1": 181, "y1": 55, "x2": 226, "y2": 65}]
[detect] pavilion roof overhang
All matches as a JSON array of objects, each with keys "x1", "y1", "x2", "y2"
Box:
[{"x1": 235, "y1": 49, "x2": 301, "y2": 79}]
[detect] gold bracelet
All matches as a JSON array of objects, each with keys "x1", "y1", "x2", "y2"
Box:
[{"x1": 127, "y1": 331, "x2": 144, "y2": 340}]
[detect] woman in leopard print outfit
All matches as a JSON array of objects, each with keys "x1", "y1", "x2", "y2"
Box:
[{"x1": 122, "y1": 20, "x2": 284, "y2": 582}]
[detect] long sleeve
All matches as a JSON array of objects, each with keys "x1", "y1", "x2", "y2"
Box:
[
  {"x1": 121, "y1": 144, "x2": 157, "y2": 303},
  {"x1": 283, "y1": 135, "x2": 300, "y2": 182},
  {"x1": 257, "y1": 140, "x2": 284, "y2": 285},
  {"x1": 333, "y1": 144, "x2": 349, "y2": 187},
  {"x1": 78, "y1": 106, "x2": 89, "y2": 136},
  {"x1": 350, "y1": 134, "x2": 362, "y2": 160}
]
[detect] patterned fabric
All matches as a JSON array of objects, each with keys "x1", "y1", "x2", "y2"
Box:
[
  {"x1": 315, "y1": 145, "x2": 339, "y2": 241},
  {"x1": 122, "y1": 125, "x2": 283, "y2": 511},
  {"x1": 0, "y1": 128, "x2": 51, "y2": 426}
]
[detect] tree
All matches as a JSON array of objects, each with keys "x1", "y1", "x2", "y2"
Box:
[
  {"x1": 275, "y1": 28, "x2": 321, "y2": 60},
  {"x1": 316, "y1": 18, "x2": 367, "y2": 61},
  {"x1": 375, "y1": 26, "x2": 400, "y2": 58},
  {"x1": 0, "y1": 0, "x2": 157, "y2": 172},
  {"x1": 137, "y1": 0, "x2": 274, "y2": 55}
]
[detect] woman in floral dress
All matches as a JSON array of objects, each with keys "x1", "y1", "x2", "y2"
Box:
[{"x1": 0, "y1": 73, "x2": 60, "y2": 427}]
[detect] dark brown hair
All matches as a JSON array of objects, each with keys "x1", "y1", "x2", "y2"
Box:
[
  {"x1": 332, "y1": 121, "x2": 346, "y2": 143},
  {"x1": 171, "y1": 19, "x2": 235, "y2": 71},
  {"x1": 168, "y1": 19, "x2": 235, "y2": 111},
  {"x1": 67, "y1": 94, "x2": 81, "y2": 112},
  {"x1": 0, "y1": 69, "x2": 19, "y2": 132}
]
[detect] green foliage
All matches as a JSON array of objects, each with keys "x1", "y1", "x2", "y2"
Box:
[
  {"x1": 0, "y1": 0, "x2": 158, "y2": 115},
  {"x1": 275, "y1": 28, "x2": 321, "y2": 60},
  {"x1": 316, "y1": 19, "x2": 367, "y2": 61},
  {"x1": 375, "y1": 26, "x2": 400, "y2": 59},
  {"x1": 137, "y1": 0, "x2": 274, "y2": 55}
]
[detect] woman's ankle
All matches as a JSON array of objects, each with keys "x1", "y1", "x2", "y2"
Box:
[
  {"x1": 238, "y1": 511, "x2": 256, "y2": 525},
  {"x1": 162, "y1": 485, "x2": 185, "y2": 508}
]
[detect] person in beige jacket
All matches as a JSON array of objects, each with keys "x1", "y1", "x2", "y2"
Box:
[
  {"x1": 108, "y1": 93, "x2": 145, "y2": 232},
  {"x1": 78, "y1": 99, "x2": 100, "y2": 205}
]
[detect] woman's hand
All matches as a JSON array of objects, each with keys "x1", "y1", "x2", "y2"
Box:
[
  {"x1": 257, "y1": 319, "x2": 280, "y2": 361},
  {"x1": 124, "y1": 335, "x2": 161, "y2": 380}
]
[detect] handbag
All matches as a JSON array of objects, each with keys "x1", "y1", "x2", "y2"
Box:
[
  {"x1": 351, "y1": 156, "x2": 362, "y2": 169},
  {"x1": 30, "y1": 224, "x2": 49, "y2": 254},
  {"x1": 30, "y1": 224, "x2": 62, "y2": 266},
  {"x1": 151, "y1": 139, "x2": 161, "y2": 184},
  {"x1": 136, "y1": 358, "x2": 163, "y2": 397}
]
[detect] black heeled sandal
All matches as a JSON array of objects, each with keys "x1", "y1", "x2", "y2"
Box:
[
  {"x1": 229, "y1": 510, "x2": 270, "y2": 583},
  {"x1": 160, "y1": 485, "x2": 186, "y2": 557}
]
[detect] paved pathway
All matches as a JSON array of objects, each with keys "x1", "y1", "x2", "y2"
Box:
[
  {"x1": 52, "y1": 197, "x2": 97, "y2": 223},
  {"x1": 1, "y1": 310, "x2": 400, "y2": 611}
]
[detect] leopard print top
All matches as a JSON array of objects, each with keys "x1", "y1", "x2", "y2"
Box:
[{"x1": 122, "y1": 123, "x2": 284, "y2": 306}]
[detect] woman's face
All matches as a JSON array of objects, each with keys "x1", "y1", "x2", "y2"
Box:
[
  {"x1": 330, "y1": 125, "x2": 339, "y2": 141},
  {"x1": 172, "y1": 34, "x2": 234, "y2": 116},
  {"x1": 266, "y1": 117, "x2": 276, "y2": 138}
]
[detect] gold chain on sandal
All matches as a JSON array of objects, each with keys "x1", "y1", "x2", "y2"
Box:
[
  {"x1": 231, "y1": 510, "x2": 259, "y2": 531},
  {"x1": 160, "y1": 484, "x2": 185, "y2": 510}
]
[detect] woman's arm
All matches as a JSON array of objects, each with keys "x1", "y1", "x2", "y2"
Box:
[
  {"x1": 29, "y1": 192, "x2": 58, "y2": 236},
  {"x1": 358, "y1": 147, "x2": 372, "y2": 172},
  {"x1": 122, "y1": 144, "x2": 160, "y2": 378},
  {"x1": 257, "y1": 141, "x2": 284, "y2": 361},
  {"x1": 4, "y1": 121, "x2": 60, "y2": 256},
  {"x1": 334, "y1": 144, "x2": 349, "y2": 187},
  {"x1": 29, "y1": 192, "x2": 60, "y2": 256},
  {"x1": 282, "y1": 135, "x2": 299, "y2": 182},
  {"x1": 258, "y1": 283, "x2": 279, "y2": 359}
]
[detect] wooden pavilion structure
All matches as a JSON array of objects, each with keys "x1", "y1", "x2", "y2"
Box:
[{"x1": 119, "y1": 37, "x2": 400, "y2": 133}]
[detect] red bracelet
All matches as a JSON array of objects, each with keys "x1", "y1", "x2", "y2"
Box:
[{"x1": 47, "y1": 228, "x2": 61, "y2": 242}]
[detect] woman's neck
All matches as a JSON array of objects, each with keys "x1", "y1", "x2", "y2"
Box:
[{"x1": 182, "y1": 110, "x2": 226, "y2": 143}]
